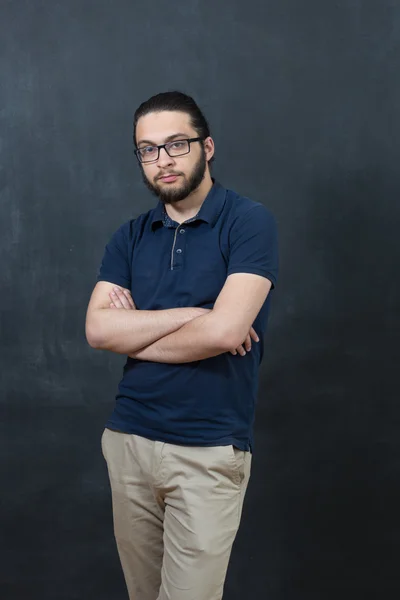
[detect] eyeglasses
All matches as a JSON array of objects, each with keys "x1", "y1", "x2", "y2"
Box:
[{"x1": 134, "y1": 137, "x2": 204, "y2": 164}]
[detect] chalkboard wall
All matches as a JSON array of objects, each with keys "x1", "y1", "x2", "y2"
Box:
[{"x1": 1, "y1": 1, "x2": 399, "y2": 599}]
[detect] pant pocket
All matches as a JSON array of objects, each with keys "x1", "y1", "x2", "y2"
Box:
[{"x1": 228, "y1": 445, "x2": 246, "y2": 487}]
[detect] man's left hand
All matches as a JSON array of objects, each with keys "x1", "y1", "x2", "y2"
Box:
[{"x1": 109, "y1": 286, "x2": 136, "y2": 309}]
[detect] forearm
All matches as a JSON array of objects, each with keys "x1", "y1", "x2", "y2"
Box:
[
  {"x1": 86, "y1": 307, "x2": 204, "y2": 354},
  {"x1": 129, "y1": 311, "x2": 230, "y2": 363}
]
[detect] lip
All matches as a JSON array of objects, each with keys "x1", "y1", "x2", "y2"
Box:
[{"x1": 159, "y1": 174, "x2": 179, "y2": 183}]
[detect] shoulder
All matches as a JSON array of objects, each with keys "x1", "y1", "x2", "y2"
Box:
[
  {"x1": 109, "y1": 204, "x2": 159, "y2": 242},
  {"x1": 224, "y1": 187, "x2": 277, "y2": 228}
]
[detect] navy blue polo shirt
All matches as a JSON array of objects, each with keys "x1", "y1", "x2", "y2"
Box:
[{"x1": 96, "y1": 180, "x2": 278, "y2": 453}]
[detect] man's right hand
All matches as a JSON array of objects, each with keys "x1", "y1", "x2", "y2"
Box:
[{"x1": 230, "y1": 326, "x2": 259, "y2": 356}]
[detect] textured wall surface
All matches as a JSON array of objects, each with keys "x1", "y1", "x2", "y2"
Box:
[{"x1": 1, "y1": 1, "x2": 399, "y2": 598}]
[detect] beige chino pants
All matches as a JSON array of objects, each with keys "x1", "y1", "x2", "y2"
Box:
[{"x1": 101, "y1": 428, "x2": 252, "y2": 600}]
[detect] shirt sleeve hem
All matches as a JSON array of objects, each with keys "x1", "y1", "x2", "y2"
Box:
[
  {"x1": 96, "y1": 275, "x2": 131, "y2": 288},
  {"x1": 227, "y1": 266, "x2": 276, "y2": 288}
]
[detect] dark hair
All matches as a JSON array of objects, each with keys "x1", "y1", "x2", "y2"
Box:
[{"x1": 133, "y1": 91, "x2": 214, "y2": 163}]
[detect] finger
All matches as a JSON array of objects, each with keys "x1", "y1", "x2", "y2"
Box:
[
  {"x1": 109, "y1": 302, "x2": 116, "y2": 308},
  {"x1": 110, "y1": 290, "x2": 124, "y2": 308},
  {"x1": 112, "y1": 287, "x2": 132, "y2": 309},
  {"x1": 236, "y1": 344, "x2": 246, "y2": 356},
  {"x1": 123, "y1": 289, "x2": 135, "y2": 309},
  {"x1": 114, "y1": 287, "x2": 132, "y2": 309},
  {"x1": 244, "y1": 334, "x2": 252, "y2": 352},
  {"x1": 250, "y1": 327, "x2": 260, "y2": 342}
]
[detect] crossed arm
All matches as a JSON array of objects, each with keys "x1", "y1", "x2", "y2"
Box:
[{"x1": 85, "y1": 275, "x2": 272, "y2": 364}]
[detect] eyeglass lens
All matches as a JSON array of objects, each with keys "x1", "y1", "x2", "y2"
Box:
[{"x1": 138, "y1": 140, "x2": 190, "y2": 163}]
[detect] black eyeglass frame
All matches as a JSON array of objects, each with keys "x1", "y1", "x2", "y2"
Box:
[{"x1": 134, "y1": 137, "x2": 204, "y2": 164}]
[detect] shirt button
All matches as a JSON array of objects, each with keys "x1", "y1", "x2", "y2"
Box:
[
  {"x1": 180, "y1": 229, "x2": 185, "y2": 234},
  {"x1": 176, "y1": 248, "x2": 182, "y2": 253}
]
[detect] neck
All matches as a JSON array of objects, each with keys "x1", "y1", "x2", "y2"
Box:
[{"x1": 164, "y1": 172, "x2": 214, "y2": 224}]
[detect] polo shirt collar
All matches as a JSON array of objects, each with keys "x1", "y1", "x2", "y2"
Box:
[{"x1": 151, "y1": 179, "x2": 226, "y2": 230}]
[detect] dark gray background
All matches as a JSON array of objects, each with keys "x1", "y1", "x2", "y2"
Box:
[{"x1": 1, "y1": 1, "x2": 399, "y2": 598}]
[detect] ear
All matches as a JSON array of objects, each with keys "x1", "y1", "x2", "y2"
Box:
[{"x1": 203, "y1": 136, "x2": 215, "y2": 162}]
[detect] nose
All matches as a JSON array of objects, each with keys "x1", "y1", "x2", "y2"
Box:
[{"x1": 157, "y1": 146, "x2": 175, "y2": 168}]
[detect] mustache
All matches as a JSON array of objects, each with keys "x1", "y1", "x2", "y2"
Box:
[{"x1": 156, "y1": 172, "x2": 183, "y2": 180}]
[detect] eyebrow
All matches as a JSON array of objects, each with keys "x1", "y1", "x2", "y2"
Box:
[{"x1": 137, "y1": 133, "x2": 190, "y2": 147}]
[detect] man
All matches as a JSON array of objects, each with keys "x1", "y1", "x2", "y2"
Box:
[{"x1": 85, "y1": 91, "x2": 279, "y2": 600}]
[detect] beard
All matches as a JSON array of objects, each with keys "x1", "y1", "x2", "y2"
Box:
[{"x1": 141, "y1": 149, "x2": 207, "y2": 204}]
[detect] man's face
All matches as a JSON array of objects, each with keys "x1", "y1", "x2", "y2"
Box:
[{"x1": 135, "y1": 111, "x2": 211, "y2": 204}]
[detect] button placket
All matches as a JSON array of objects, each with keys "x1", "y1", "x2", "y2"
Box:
[{"x1": 171, "y1": 225, "x2": 187, "y2": 269}]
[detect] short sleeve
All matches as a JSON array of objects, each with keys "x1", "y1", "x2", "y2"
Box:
[
  {"x1": 227, "y1": 205, "x2": 279, "y2": 288},
  {"x1": 96, "y1": 222, "x2": 132, "y2": 288}
]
